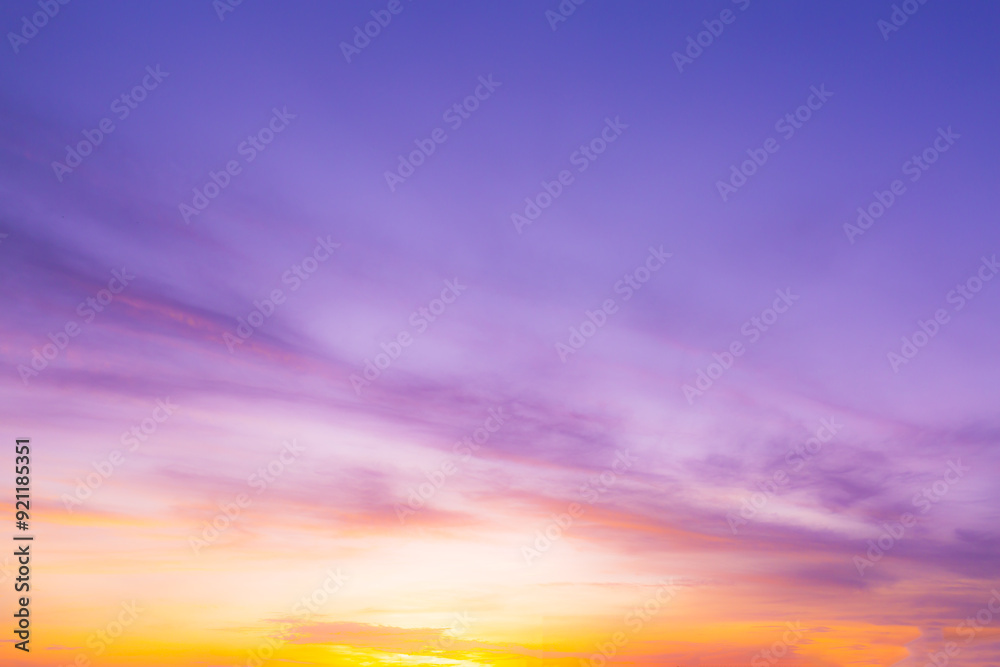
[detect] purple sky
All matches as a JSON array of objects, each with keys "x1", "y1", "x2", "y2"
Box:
[{"x1": 1, "y1": 1, "x2": 999, "y2": 665}]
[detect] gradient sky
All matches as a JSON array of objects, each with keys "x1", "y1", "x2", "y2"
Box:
[{"x1": 1, "y1": 1, "x2": 999, "y2": 666}]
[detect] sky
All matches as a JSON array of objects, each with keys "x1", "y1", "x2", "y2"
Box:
[{"x1": 1, "y1": 1, "x2": 999, "y2": 665}]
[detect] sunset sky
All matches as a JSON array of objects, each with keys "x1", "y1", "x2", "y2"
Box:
[{"x1": 1, "y1": 1, "x2": 999, "y2": 666}]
